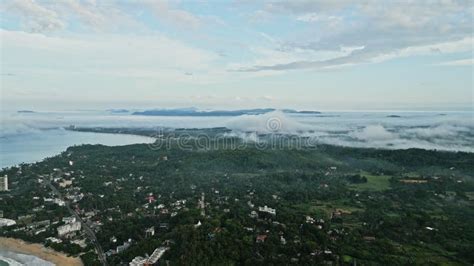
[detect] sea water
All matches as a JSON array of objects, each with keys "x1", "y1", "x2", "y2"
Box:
[
  {"x1": 0, "y1": 129, "x2": 155, "y2": 169},
  {"x1": 0, "y1": 250, "x2": 53, "y2": 266}
]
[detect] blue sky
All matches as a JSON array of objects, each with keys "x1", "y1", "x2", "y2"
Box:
[{"x1": 0, "y1": 0, "x2": 473, "y2": 111}]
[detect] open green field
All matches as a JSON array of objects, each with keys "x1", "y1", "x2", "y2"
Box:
[{"x1": 349, "y1": 173, "x2": 392, "y2": 191}]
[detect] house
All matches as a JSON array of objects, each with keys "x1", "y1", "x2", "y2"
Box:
[
  {"x1": 363, "y1": 236, "x2": 376, "y2": 241},
  {"x1": 57, "y1": 221, "x2": 81, "y2": 236},
  {"x1": 72, "y1": 238, "x2": 87, "y2": 248},
  {"x1": 258, "y1": 205, "x2": 276, "y2": 215},
  {"x1": 0, "y1": 218, "x2": 16, "y2": 227},
  {"x1": 46, "y1": 237, "x2": 62, "y2": 244},
  {"x1": 145, "y1": 226, "x2": 155, "y2": 237},
  {"x1": 256, "y1": 235, "x2": 267, "y2": 243},
  {"x1": 116, "y1": 239, "x2": 132, "y2": 253},
  {"x1": 53, "y1": 198, "x2": 66, "y2": 206},
  {"x1": 249, "y1": 211, "x2": 258, "y2": 219},
  {"x1": 59, "y1": 180, "x2": 73, "y2": 188},
  {"x1": 306, "y1": 216, "x2": 315, "y2": 224},
  {"x1": 194, "y1": 220, "x2": 202, "y2": 228},
  {"x1": 62, "y1": 216, "x2": 76, "y2": 224}
]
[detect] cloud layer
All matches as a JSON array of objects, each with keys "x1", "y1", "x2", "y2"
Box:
[{"x1": 2, "y1": 110, "x2": 473, "y2": 152}]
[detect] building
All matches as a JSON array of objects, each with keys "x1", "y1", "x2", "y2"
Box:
[
  {"x1": 53, "y1": 198, "x2": 66, "y2": 206},
  {"x1": 59, "y1": 180, "x2": 73, "y2": 188},
  {"x1": 117, "y1": 239, "x2": 132, "y2": 253},
  {"x1": 258, "y1": 205, "x2": 276, "y2": 215},
  {"x1": 147, "y1": 247, "x2": 169, "y2": 264},
  {"x1": 72, "y1": 238, "x2": 88, "y2": 248},
  {"x1": 62, "y1": 216, "x2": 76, "y2": 224},
  {"x1": 129, "y1": 256, "x2": 147, "y2": 266},
  {"x1": 57, "y1": 221, "x2": 81, "y2": 236},
  {"x1": 46, "y1": 237, "x2": 63, "y2": 244},
  {"x1": 27, "y1": 220, "x2": 50, "y2": 229},
  {"x1": 249, "y1": 210, "x2": 258, "y2": 219},
  {"x1": 129, "y1": 247, "x2": 169, "y2": 266},
  {"x1": 145, "y1": 226, "x2": 155, "y2": 237},
  {"x1": 0, "y1": 175, "x2": 8, "y2": 191},
  {"x1": 256, "y1": 235, "x2": 267, "y2": 243},
  {"x1": 0, "y1": 218, "x2": 16, "y2": 227}
]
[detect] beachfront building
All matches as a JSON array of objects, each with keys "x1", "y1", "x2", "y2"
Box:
[
  {"x1": 57, "y1": 221, "x2": 81, "y2": 236},
  {"x1": 0, "y1": 218, "x2": 16, "y2": 227}
]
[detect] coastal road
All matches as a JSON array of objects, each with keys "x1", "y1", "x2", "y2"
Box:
[{"x1": 43, "y1": 174, "x2": 108, "y2": 266}]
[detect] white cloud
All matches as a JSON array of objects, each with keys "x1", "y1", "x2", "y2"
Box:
[
  {"x1": 3, "y1": 0, "x2": 65, "y2": 32},
  {"x1": 226, "y1": 111, "x2": 309, "y2": 134},
  {"x1": 1, "y1": 30, "x2": 218, "y2": 74},
  {"x1": 434, "y1": 58, "x2": 474, "y2": 66},
  {"x1": 352, "y1": 125, "x2": 397, "y2": 141},
  {"x1": 144, "y1": 0, "x2": 202, "y2": 29},
  {"x1": 242, "y1": 0, "x2": 473, "y2": 71}
]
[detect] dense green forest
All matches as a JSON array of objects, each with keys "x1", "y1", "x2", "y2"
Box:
[{"x1": 1, "y1": 131, "x2": 473, "y2": 265}]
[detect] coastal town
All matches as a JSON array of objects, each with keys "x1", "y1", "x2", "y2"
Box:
[{"x1": 0, "y1": 137, "x2": 473, "y2": 265}]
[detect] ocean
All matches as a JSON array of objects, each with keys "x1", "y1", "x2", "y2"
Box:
[
  {"x1": 0, "y1": 250, "x2": 53, "y2": 266},
  {"x1": 0, "y1": 129, "x2": 155, "y2": 169}
]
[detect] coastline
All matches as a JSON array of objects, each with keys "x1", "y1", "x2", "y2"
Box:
[{"x1": 0, "y1": 237, "x2": 83, "y2": 266}]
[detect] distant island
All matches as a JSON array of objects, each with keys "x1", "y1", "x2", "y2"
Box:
[
  {"x1": 132, "y1": 108, "x2": 321, "y2": 116},
  {"x1": 17, "y1": 110, "x2": 36, "y2": 113},
  {"x1": 106, "y1": 109, "x2": 130, "y2": 114},
  {"x1": 386, "y1": 115, "x2": 402, "y2": 118}
]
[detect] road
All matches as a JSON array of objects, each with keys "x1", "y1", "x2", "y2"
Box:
[{"x1": 43, "y1": 175, "x2": 108, "y2": 266}]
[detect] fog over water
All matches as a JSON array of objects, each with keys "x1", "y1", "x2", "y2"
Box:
[{"x1": 1, "y1": 110, "x2": 473, "y2": 169}]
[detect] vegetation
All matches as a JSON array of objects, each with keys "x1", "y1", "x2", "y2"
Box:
[{"x1": 1, "y1": 130, "x2": 473, "y2": 265}]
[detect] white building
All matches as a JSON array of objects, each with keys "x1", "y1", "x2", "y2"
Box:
[
  {"x1": 59, "y1": 180, "x2": 73, "y2": 188},
  {"x1": 62, "y1": 216, "x2": 76, "y2": 224},
  {"x1": 53, "y1": 198, "x2": 66, "y2": 206},
  {"x1": 57, "y1": 221, "x2": 81, "y2": 236},
  {"x1": 258, "y1": 205, "x2": 276, "y2": 215},
  {"x1": 46, "y1": 237, "x2": 63, "y2": 243},
  {"x1": 147, "y1": 247, "x2": 169, "y2": 264},
  {"x1": 129, "y1": 256, "x2": 147, "y2": 266},
  {"x1": 145, "y1": 226, "x2": 155, "y2": 237},
  {"x1": 0, "y1": 175, "x2": 8, "y2": 191},
  {"x1": 129, "y1": 247, "x2": 169, "y2": 266},
  {"x1": 0, "y1": 218, "x2": 16, "y2": 227}
]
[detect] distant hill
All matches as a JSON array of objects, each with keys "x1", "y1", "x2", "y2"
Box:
[
  {"x1": 107, "y1": 109, "x2": 130, "y2": 114},
  {"x1": 17, "y1": 110, "x2": 36, "y2": 113},
  {"x1": 132, "y1": 108, "x2": 320, "y2": 116}
]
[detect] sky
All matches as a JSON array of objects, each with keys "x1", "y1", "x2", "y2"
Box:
[{"x1": 0, "y1": 0, "x2": 473, "y2": 111}]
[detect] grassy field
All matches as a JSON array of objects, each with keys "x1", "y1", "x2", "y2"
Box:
[{"x1": 349, "y1": 173, "x2": 392, "y2": 191}]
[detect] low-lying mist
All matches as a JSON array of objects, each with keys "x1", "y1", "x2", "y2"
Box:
[{"x1": 1, "y1": 110, "x2": 473, "y2": 152}]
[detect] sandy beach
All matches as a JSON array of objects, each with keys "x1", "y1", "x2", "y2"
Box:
[{"x1": 0, "y1": 237, "x2": 83, "y2": 266}]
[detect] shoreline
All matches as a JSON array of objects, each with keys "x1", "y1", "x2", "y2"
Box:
[{"x1": 0, "y1": 237, "x2": 83, "y2": 266}]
